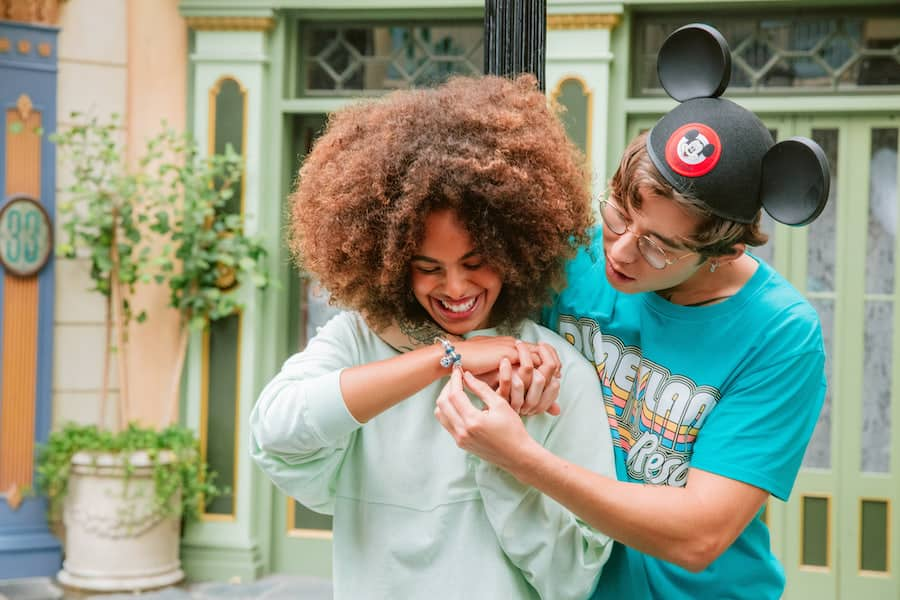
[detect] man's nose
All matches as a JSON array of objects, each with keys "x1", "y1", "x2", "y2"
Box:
[{"x1": 608, "y1": 229, "x2": 640, "y2": 264}]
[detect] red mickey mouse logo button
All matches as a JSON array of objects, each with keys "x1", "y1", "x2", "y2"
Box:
[{"x1": 665, "y1": 123, "x2": 722, "y2": 177}]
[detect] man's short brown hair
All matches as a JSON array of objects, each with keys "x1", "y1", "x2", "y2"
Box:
[{"x1": 609, "y1": 132, "x2": 768, "y2": 258}]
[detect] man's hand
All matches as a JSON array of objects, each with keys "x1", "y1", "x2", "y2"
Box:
[{"x1": 434, "y1": 368, "x2": 540, "y2": 471}]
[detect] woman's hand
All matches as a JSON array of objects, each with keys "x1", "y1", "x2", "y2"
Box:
[
  {"x1": 374, "y1": 321, "x2": 562, "y2": 416},
  {"x1": 455, "y1": 336, "x2": 520, "y2": 375},
  {"x1": 434, "y1": 368, "x2": 540, "y2": 471},
  {"x1": 455, "y1": 337, "x2": 562, "y2": 416}
]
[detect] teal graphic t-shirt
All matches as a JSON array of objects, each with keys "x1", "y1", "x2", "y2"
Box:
[{"x1": 543, "y1": 234, "x2": 826, "y2": 600}]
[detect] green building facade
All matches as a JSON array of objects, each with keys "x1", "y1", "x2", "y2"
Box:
[{"x1": 176, "y1": 1, "x2": 900, "y2": 597}]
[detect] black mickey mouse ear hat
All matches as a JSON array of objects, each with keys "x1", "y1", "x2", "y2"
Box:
[{"x1": 647, "y1": 23, "x2": 830, "y2": 226}]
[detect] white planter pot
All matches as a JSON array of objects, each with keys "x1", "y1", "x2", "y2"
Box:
[{"x1": 56, "y1": 450, "x2": 184, "y2": 592}]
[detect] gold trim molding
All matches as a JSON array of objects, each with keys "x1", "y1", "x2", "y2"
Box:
[
  {"x1": 551, "y1": 76, "x2": 593, "y2": 166},
  {"x1": 547, "y1": 14, "x2": 621, "y2": 31},
  {"x1": 185, "y1": 16, "x2": 275, "y2": 32},
  {"x1": 5, "y1": 483, "x2": 22, "y2": 510},
  {"x1": 16, "y1": 94, "x2": 32, "y2": 121},
  {"x1": 0, "y1": 0, "x2": 64, "y2": 25}
]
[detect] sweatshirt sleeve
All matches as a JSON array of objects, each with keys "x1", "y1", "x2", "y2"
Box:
[
  {"x1": 474, "y1": 343, "x2": 615, "y2": 600},
  {"x1": 249, "y1": 311, "x2": 363, "y2": 514}
]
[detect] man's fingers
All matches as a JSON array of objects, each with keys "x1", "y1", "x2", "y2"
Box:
[
  {"x1": 495, "y1": 358, "x2": 512, "y2": 398},
  {"x1": 508, "y1": 372, "x2": 525, "y2": 412},
  {"x1": 435, "y1": 375, "x2": 467, "y2": 433},
  {"x1": 521, "y1": 367, "x2": 546, "y2": 415},
  {"x1": 544, "y1": 372, "x2": 562, "y2": 415},
  {"x1": 515, "y1": 340, "x2": 534, "y2": 384},
  {"x1": 536, "y1": 342, "x2": 561, "y2": 379},
  {"x1": 462, "y1": 370, "x2": 505, "y2": 409}
]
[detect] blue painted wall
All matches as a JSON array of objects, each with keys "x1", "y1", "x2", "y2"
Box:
[{"x1": 0, "y1": 20, "x2": 62, "y2": 579}]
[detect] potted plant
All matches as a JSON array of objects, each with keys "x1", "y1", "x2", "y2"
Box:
[{"x1": 41, "y1": 113, "x2": 268, "y2": 591}]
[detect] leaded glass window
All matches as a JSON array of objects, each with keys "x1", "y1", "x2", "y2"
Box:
[
  {"x1": 634, "y1": 12, "x2": 900, "y2": 95},
  {"x1": 300, "y1": 23, "x2": 483, "y2": 95}
]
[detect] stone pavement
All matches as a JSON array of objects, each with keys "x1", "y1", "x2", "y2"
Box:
[{"x1": 0, "y1": 575, "x2": 332, "y2": 600}]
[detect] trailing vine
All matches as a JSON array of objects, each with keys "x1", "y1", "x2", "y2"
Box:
[{"x1": 36, "y1": 422, "x2": 223, "y2": 524}]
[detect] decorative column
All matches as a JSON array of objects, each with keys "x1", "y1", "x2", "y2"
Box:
[
  {"x1": 546, "y1": 10, "x2": 621, "y2": 190},
  {"x1": 0, "y1": 2, "x2": 63, "y2": 578},
  {"x1": 178, "y1": 10, "x2": 277, "y2": 582}
]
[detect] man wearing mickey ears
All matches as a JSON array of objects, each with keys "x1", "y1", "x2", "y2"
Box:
[{"x1": 431, "y1": 24, "x2": 830, "y2": 599}]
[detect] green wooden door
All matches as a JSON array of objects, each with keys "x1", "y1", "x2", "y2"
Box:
[
  {"x1": 629, "y1": 113, "x2": 900, "y2": 598},
  {"x1": 269, "y1": 113, "x2": 337, "y2": 578}
]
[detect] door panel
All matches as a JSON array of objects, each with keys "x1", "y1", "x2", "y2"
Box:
[
  {"x1": 627, "y1": 113, "x2": 900, "y2": 599},
  {"x1": 269, "y1": 114, "x2": 337, "y2": 578}
]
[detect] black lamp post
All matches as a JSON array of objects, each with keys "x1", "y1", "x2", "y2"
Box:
[{"x1": 483, "y1": 0, "x2": 547, "y2": 90}]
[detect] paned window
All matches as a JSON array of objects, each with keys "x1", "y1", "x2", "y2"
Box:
[
  {"x1": 634, "y1": 12, "x2": 900, "y2": 95},
  {"x1": 300, "y1": 23, "x2": 483, "y2": 95}
]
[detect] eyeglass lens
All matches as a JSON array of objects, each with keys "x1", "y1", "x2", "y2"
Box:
[{"x1": 600, "y1": 201, "x2": 668, "y2": 269}]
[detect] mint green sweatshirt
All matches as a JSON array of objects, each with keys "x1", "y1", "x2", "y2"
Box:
[{"x1": 250, "y1": 311, "x2": 615, "y2": 599}]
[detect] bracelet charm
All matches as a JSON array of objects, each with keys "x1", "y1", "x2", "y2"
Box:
[{"x1": 434, "y1": 337, "x2": 462, "y2": 369}]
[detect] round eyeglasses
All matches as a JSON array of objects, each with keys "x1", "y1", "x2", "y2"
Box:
[{"x1": 599, "y1": 200, "x2": 696, "y2": 270}]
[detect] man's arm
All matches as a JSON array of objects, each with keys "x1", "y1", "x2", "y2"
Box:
[{"x1": 439, "y1": 371, "x2": 768, "y2": 572}]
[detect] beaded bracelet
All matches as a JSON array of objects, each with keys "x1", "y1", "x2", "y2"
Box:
[{"x1": 434, "y1": 337, "x2": 462, "y2": 369}]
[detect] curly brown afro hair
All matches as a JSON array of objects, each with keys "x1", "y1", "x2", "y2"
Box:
[{"x1": 290, "y1": 74, "x2": 593, "y2": 331}]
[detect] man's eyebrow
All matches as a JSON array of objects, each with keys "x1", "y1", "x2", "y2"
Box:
[
  {"x1": 649, "y1": 231, "x2": 686, "y2": 248},
  {"x1": 619, "y1": 204, "x2": 686, "y2": 248}
]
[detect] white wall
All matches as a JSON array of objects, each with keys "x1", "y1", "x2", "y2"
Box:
[{"x1": 53, "y1": 0, "x2": 128, "y2": 428}]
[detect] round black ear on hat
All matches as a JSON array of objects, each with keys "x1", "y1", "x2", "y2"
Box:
[
  {"x1": 760, "y1": 137, "x2": 830, "y2": 226},
  {"x1": 657, "y1": 23, "x2": 732, "y2": 102}
]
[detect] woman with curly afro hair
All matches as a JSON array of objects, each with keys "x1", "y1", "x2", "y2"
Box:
[{"x1": 250, "y1": 74, "x2": 615, "y2": 600}]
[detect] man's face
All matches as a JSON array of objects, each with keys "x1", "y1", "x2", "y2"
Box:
[{"x1": 601, "y1": 185, "x2": 705, "y2": 294}]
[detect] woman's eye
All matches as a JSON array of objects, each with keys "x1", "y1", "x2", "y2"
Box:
[
  {"x1": 463, "y1": 262, "x2": 483, "y2": 270},
  {"x1": 414, "y1": 266, "x2": 440, "y2": 274}
]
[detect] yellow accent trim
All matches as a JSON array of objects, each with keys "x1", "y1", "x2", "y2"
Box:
[
  {"x1": 208, "y1": 75, "x2": 248, "y2": 216},
  {"x1": 5, "y1": 484, "x2": 22, "y2": 510},
  {"x1": 551, "y1": 76, "x2": 593, "y2": 167},
  {"x1": 16, "y1": 39, "x2": 30, "y2": 54},
  {"x1": 201, "y1": 513, "x2": 236, "y2": 523},
  {"x1": 199, "y1": 310, "x2": 242, "y2": 522},
  {"x1": 858, "y1": 497, "x2": 891, "y2": 575},
  {"x1": 286, "y1": 497, "x2": 333, "y2": 540},
  {"x1": 1, "y1": 108, "x2": 41, "y2": 508},
  {"x1": 799, "y1": 493, "x2": 831, "y2": 571},
  {"x1": 2, "y1": 0, "x2": 63, "y2": 24},
  {"x1": 547, "y1": 14, "x2": 620, "y2": 31},
  {"x1": 16, "y1": 94, "x2": 32, "y2": 121},
  {"x1": 185, "y1": 17, "x2": 275, "y2": 32},
  {"x1": 0, "y1": 38, "x2": 10, "y2": 53}
]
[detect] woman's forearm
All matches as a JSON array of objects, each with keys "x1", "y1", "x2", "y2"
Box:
[{"x1": 340, "y1": 345, "x2": 448, "y2": 422}]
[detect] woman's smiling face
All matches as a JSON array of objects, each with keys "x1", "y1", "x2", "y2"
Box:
[{"x1": 409, "y1": 209, "x2": 503, "y2": 335}]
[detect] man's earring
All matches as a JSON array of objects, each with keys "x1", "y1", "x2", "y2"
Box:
[{"x1": 709, "y1": 260, "x2": 719, "y2": 273}]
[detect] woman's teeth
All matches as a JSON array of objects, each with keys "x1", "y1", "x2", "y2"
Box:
[{"x1": 439, "y1": 296, "x2": 476, "y2": 313}]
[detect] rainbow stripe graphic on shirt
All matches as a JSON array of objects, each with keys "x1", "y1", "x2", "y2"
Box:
[{"x1": 557, "y1": 314, "x2": 721, "y2": 487}]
